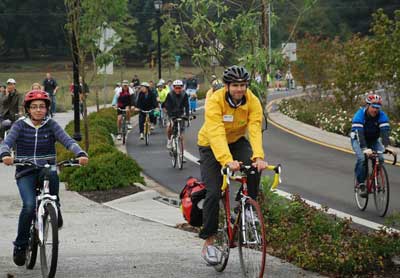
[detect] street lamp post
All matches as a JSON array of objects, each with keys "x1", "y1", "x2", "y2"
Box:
[{"x1": 154, "y1": 0, "x2": 162, "y2": 80}]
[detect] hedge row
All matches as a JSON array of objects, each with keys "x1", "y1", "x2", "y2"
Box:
[
  {"x1": 56, "y1": 107, "x2": 144, "y2": 191},
  {"x1": 261, "y1": 177, "x2": 400, "y2": 276}
]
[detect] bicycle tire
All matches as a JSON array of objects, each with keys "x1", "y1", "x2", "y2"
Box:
[
  {"x1": 122, "y1": 117, "x2": 127, "y2": 145},
  {"x1": 374, "y1": 164, "x2": 390, "y2": 217},
  {"x1": 177, "y1": 137, "x2": 184, "y2": 170},
  {"x1": 171, "y1": 137, "x2": 177, "y2": 168},
  {"x1": 213, "y1": 199, "x2": 230, "y2": 272},
  {"x1": 26, "y1": 221, "x2": 38, "y2": 269},
  {"x1": 40, "y1": 204, "x2": 58, "y2": 278},
  {"x1": 354, "y1": 176, "x2": 368, "y2": 211},
  {"x1": 237, "y1": 198, "x2": 266, "y2": 278}
]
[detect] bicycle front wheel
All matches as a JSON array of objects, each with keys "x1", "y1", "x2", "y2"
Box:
[
  {"x1": 26, "y1": 220, "x2": 38, "y2": 269},
  {"x1": 354, "y1": 176, "x2": 368, "y2": 211},
  {"x1": 171, "y1": 137, "x2": 177, "y2": 168},
  {"x1": 40, "y1": 204, "x2": 59, "y2": 278},
  {"x1": 213, "y1": 199, "x2": 230, "y2": 272},
  {"x1": 374, "y1": 164, "x2": 390, "y2": 217},
  {"x1": 177, "y1": 137, "x2": 184, "y2": 170},
  {"x1": 237, "y1": 198, "x2": 266, "y2": 278},
  {"x1": 122, "y1": 119, "x2": 127, "y2": 145}
]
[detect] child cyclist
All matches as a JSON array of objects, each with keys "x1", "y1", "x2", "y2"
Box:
[{"x1": 0, "y1": 90, "x2": 88, "y2": 266}]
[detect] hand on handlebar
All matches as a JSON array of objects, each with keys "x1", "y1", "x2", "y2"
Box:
[
  {"x1": 252, "y1": 158, "x2": 268, "y2": 172},
  {"x1": 2, "y1": 156, "x2": 13, "y2": 165},
  {"x1": 363, "y1": 148, "x2": 373, "y2": 156},
  {"x1": 226, "y1": 160, "x2": 241, "y2": 172},
  {"x1": 385, "y1": 147, "x2": 397, "y2": 156},
  {"x1": 78, "y1": 156, "x2": 89, "y2": 165}
]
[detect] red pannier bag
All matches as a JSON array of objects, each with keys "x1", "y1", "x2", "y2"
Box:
[{"x1": 179, "y1": 177, "x2": 206, "y2": 227}]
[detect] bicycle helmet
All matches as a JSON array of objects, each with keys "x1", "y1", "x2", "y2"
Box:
[
  {"x1": 223, "y1": 65, "x2": 250, "y2": 84},
  {"x1": 212, "y1": 79, "x2": 224, "y2": 90},
  {"x1": 172, "y1": 80, "x2": 184, "y2": 87},
  {"x1": 141, "y1": 82, "x2": 150, "y2": 88},
  {"x1": 24, "y1": 90, "x2": 51, "y2": 113},
  {"x1": 365, "y1": 94, "x2": 382, "y2": 108},
  {"x1": 6, "y1": 78, "x2": 16, "y2": 84}
]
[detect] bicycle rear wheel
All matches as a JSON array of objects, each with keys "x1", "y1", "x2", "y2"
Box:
[
  {"x1": 354, "y1": 176, "x2": 368, "y2": 211},
  {"x1": 171, "y1": 137, "x2": 177, "y2": 168},
  {"x1": 40, "y1": 204, "x2": 59, "y2": 278},
  {"x1": 237, "y1": 198, "x2": 266, "y2": 278},
  {"x1": 213, "y1": 199, "x2": 230, "y2": 272},
  {"x1": 177, "y1": 137, "x2": 184, "y2": 170},
  {"x1": 26, "y1": 220, "x2": 38, "y2": 269},
  {"x1": 374, "y1": 165, "x2": 390, "y2": 217}
]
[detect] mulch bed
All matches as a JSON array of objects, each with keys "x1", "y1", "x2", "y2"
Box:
[{"x1": 79, "y1": 185, "x2": 143, "y2": 203}]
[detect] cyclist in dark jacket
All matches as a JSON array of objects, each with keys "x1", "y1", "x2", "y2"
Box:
[
  {"x1": 0, "y1": 90, "x2": 88, "y2": 266},
  {"x1": 135, "y1": 82, "x2": 158, "y2": 140},
  {"x1": 164, "y1": 80, "x2": 189, "y2": 149}
]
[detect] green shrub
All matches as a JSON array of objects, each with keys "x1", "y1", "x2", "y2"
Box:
[
  {"x1": 261, "y1": 179, "x2": 400, "y2": 276},
  {"x1": 66, "y1": 151, "x2": 144, "y2": 191}
]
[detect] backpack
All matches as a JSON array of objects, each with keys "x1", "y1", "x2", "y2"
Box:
[{"x1": 179, "y1": 177, "x2": 206, "y2": 227}]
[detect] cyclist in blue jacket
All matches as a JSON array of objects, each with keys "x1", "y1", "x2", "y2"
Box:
[
  {"x1": 0, "y1": 90, "x2": 88, "y2": 266},
  {"x1": 350, "y1": 93, "x2": 395, "y2": 197}
]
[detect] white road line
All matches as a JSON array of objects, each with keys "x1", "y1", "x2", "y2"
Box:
[{"x1": 183, "y1": 149, "x2": 399, "y2": 233}]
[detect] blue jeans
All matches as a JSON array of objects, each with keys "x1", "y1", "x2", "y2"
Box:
[
  {"x1": 351, "y1": 138, "x2": 384, "y2": 184},
  {"x1": 14, "y1": 170, "x2": 59, "y2": 248}
]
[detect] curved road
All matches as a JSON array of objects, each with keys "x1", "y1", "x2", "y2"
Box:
[{"x1": 127, "y1": 91, "x2": 400, "y2": 227}]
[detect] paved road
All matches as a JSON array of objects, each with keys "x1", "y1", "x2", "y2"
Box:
[{"x1": 127, "y1": 90, "x2": 400, "y2": 228}]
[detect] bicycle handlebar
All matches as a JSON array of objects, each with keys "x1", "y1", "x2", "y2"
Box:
[
  {"x1": 365, "y1": 150, "x2": 397, "y2": 165},
  {"x1": 221, "y1": 164, "x2": 282, "y2": 190},
  {"x1": 384, "y1": 149, "x2": 397, "y2": 165},
  {"x1": 12, "y1": 159, "x2": 82, "y2": 168},
  {"x1": 170, "y1": 115, "x2": 196, "y2": 121}
]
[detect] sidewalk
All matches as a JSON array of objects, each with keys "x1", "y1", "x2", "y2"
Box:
[{"x1": 0, "y1": 106, "x2": 323, "y2": 277}]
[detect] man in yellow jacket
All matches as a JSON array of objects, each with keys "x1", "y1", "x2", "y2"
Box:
[{"x1": 197, "y1": 65, "x2": 268, "y2": 265}]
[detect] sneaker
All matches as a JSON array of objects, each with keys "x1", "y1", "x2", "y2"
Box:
[
  {"x1": 166, "y1": 139, "x2": 172, "y2": 149},
  {"x1": 140, "y1": 133, "x2": 144, "y2": 140},
  {"x1": 117, "y1": 134, "x2": 122, "y2": 140},
  {"x1": 127, "y1": 123, "x2": 132, "y2": 130},
  {"x1": 201, "y1": 245, "x2": 220, "y2": 266},
  {"x1": 358, "y1": 183, "x2": 368, "y2": 198},
  {"x1": 57, "y1": 208, "x2": 63, "y2": 229},
  {"x1": 13, "y1": 246, "x2": 26, "y2": 266}
]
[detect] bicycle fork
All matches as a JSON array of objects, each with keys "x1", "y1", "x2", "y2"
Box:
[
  {"x1": 239, "y1": 194, "x2": 261, "y2": 245},
  {"x1": 37, "y1": 176, "x2": 58, "y2": 244}
]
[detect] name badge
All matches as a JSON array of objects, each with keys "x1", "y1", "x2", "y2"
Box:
[{"x1": 223, "y1": 115, "x2": 234, "y2": 122}]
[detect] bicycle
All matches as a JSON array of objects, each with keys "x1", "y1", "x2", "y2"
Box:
[
  {"x1": 213, "y1": 164, "x2": 282, "y2": 277},
  {"x1": 140, "y1": 109, "x2": 155, "y2": 146},
  {"x1": 354, "y1": 150, "x2": 397, "y2": 217},
  {"x1": 117, "y1": 107, "x2": 128, "y2": 145},
  {"x1": 13, "y1": 159, "x2": 81, "y2": 278},
  {"x1": 169, "y1": 115, "x2": 195, "y2": 169}
]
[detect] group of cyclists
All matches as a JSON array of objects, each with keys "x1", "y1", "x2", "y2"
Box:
[
  {"x1": 111, "y1": 77, "x2": 195, "y2": 148},
  {"x1": 1, "y1": 63, "x2": 397, "y2": 272}
]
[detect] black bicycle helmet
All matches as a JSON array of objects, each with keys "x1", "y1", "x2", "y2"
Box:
[{"x1": 223, "y1": 65, "x2": 250, "y2": 84}]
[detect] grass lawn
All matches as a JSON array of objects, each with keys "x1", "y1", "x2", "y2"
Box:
[{"x1": 0, "y1": 60, "x2": 222, "y2": 111}]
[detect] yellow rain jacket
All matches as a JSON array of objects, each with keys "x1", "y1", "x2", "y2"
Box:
[{"x1": 198, "y1": 87, "x2": 264, "y2": 166}]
